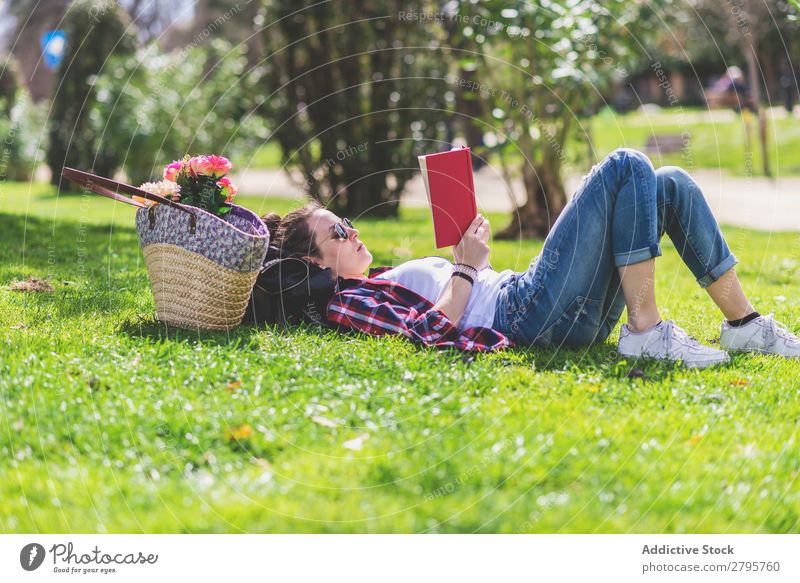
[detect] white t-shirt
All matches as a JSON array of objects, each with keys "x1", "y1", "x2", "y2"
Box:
[{"x1": 373, "y1": 256, "x2": 515, "y2": 330}]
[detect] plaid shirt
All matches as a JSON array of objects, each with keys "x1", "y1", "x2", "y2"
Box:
[{"x1": 325, "y1": 266, "x2": 514, "y2": 352}]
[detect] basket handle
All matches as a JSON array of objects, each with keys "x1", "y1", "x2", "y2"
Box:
[{"x1": 61, "y1": 167, "x2": 194, "y2": 215}]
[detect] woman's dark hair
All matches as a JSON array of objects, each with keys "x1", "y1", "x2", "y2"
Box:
[{"x1": 262, "y1": 199, "x2": 323, "y2": 259}]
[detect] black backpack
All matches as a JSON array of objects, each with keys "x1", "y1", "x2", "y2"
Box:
[{"x1": 244, "y1": 245, "x2": 338, "y2": 327}]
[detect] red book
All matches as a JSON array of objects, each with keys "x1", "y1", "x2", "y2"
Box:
[{"x1": 418, "y1": 146, "x2": 477, "y2": 248}]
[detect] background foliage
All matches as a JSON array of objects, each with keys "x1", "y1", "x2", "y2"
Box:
[
  {"x1": 46, "y1": 0, "x2": 137, "y2": 186},
  {"x1": 255, "y1": 0, "x2": 452, "y2": 218},
  {"x1": 90, "y1": 39, "x2": 267, "y2": 185}
]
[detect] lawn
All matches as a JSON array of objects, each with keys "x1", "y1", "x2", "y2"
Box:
[
  {"x1": 585, "y1": 106, "x2": 800, "y2": 177},
  {"x1": 1, "y1": 181, "x2": 799, "y2": 533}
]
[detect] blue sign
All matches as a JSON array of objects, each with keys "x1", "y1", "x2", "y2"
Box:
[{"x1": 41, "y1": 30, "x2": 67, "y2": 70}]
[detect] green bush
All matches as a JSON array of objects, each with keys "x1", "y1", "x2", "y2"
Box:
[
  {"x1": 90, "y1": 39, "x2": 268, "y2": 185},
  {"x1": 0, "y1": 52, "x2": 21, "y2": 117},
  {"x1": 0, "y1": 91, "x2": 48, "y2": 182},
  {"x1": 46, "y1": 0, "x2": 136, "y2": 186}
]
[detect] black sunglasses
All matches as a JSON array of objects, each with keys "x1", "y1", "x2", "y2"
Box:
[{"x1": 330, "y1": 218, "x2": 354, "y2": 241}]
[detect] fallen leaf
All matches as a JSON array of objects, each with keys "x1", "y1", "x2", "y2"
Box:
[
  {"x1": 343, "y1": 433, "x2": 369, "y2": 451},
  {"x1": 225, "y1": 424, "x2": 252, "y2": 442},
  {"x1": 10, "y1": 277, "x2": 54, "y2": 293}
]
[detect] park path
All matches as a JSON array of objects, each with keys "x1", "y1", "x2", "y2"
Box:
[{"x1": 233, "y1": 165, "x2": 800, "y2": 232}]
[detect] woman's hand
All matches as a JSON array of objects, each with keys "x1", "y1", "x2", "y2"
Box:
[
  {"x1": 453, "y1": 213, "x2": 491, "y2": 271},
  {"x1": 436, "y1": 214, "x2": 490, "y2": 326}
]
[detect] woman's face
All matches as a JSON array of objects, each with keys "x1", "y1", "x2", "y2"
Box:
[{"x1": 306, "y1": 209, "x2": 373, "y2": 278}]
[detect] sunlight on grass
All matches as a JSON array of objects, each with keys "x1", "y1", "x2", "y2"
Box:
[{"x1": 1, "y1": 182, "x2": 798, "y2": 533}]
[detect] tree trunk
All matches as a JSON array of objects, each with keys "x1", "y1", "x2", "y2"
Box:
[
  {"x1": 495, "y1": 161, "x2": 566, "y2": 240},
  {"x1": 456, "y1": 68, "x2": 485, "y2": 163},
  {"x1": 745, "y1": 46, "x2": 771, "y2": 177},
  {"x1": 742, "y1": 109, "x2": 753, "y2": 174}
]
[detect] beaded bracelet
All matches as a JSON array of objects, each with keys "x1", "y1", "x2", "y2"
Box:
[
  {"x1": 451, "y1": 271, "x2": 475, "y2": 285},
  {"x1": 454, "y1": 262, "x2": 478, "y2": 277}
]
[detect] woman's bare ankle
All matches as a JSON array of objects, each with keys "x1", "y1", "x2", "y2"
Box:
[{"x1": 626, "y1": 312, "x2": 662, "y2": 333}]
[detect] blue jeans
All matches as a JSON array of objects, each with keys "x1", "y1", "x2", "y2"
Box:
[{"x1": 492, "y1": 148, "x2": 738, "y2": 348}]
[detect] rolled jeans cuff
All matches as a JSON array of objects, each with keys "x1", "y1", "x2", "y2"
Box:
[
  {"x1": 696, "y1": 253, "x2": 738, "y2": 288},
  {"x1": 614, "y1": 243, "x2": 662, "y2": 268}
]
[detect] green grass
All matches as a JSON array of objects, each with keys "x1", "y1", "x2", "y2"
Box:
[
  {"x1": 1, "y1": 181, "x2": 799, "y2": 533},
  {"x1": 247, "y1": 142, "x2": 284, "y2": 169},
  {"x1": 584, "y1": 107, "x2": 800, "y2": 177},
  {"x1": 249, "y1": 107, "x2": 800, "y2": 177}
]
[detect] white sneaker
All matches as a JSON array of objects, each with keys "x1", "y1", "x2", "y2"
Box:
[
  {"x1": 720, "y1": 314, "x2": 800, "y2": 358},
  {"x1": 618, "y1": 320, "x2": 730, "y2": 368}
]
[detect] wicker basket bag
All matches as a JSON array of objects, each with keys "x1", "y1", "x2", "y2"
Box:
[{"x1": 63, "y1": 167, "x2": 269, "y2": 330}]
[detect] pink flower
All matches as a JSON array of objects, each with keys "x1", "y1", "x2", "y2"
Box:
[
  {"x1": 188, "y1": 155, "x2": 213, "y2": 176},
  {"x1": 206, "y1": 155, "x2": 232, "y2": 178},
  {"x1": 217, "y1": 176, "x2": 238, "y2": 202},
  {"x1": 163, "y1": 160, "x2": 183, "y2": 182}
]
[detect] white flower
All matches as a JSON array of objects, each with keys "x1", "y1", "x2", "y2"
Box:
[{"x1": 135, "y1": 180, "x2": 181, "y2": 206}]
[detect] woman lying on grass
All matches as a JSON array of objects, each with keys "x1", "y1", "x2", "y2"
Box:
[{"x1": 262, "y1": 148, "x2": 799, "y2": 367}]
